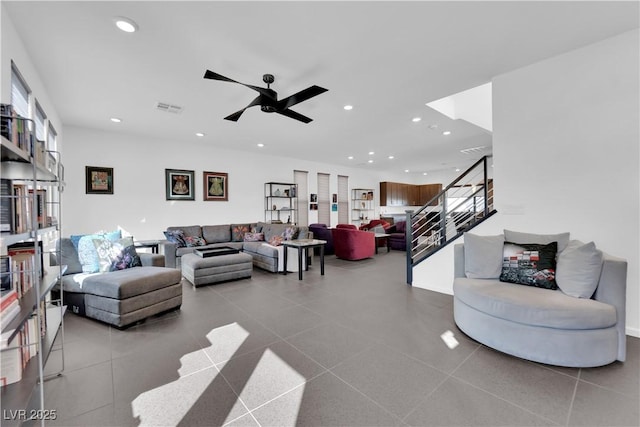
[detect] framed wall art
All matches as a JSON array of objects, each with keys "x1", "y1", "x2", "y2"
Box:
[
  {"x1": 86, "y1": 166, "x2": 113, "y2": 194},
  {"x1": 165, "y1": 169, "x2": 195, "y2": 200},
  {"x1": 203, "y1": 171, "x2": 228, "y2": 201}
]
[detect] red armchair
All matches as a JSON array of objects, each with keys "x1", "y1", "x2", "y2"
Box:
[{"x1": 331, "y1": 224, "x2": 376, "y2": 260}]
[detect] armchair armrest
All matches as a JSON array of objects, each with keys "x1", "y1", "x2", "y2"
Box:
[{"x1": 593, "y1": 253, "x2": 627, "y2": 361}]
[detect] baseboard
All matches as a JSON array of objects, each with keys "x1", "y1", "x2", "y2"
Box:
[{"x1": 626, "y1": 326, "x2": 639, "y2": 338}]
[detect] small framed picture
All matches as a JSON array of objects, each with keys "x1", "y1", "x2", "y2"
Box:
[
  {"x1": 165, "y1": 169, "x2": 195, "y2": 200},
  {"x1": 203, "y1": 171, "x2": 228, "y2": 201},
  {"x1": 86, "y1": 166, "x2": 113, "y2": 194}
]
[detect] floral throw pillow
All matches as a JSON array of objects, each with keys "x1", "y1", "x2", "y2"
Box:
[
  {"x1": 269, "y1": 235, "x2": 284, "y2": 246},
  {"x1": 164, "y1": 230, "x2": 186, "y2": 247},
  {"x1": 184, "y1": 236, "x2": 206, "y2": 247},
  {"x1": 244, "y1": 232, "x2": 265, "y2": 242},
  {"x1": 93, "y1": 237, "x2": 142, "y2": 273},
  {"x1": 282, "y1": 226, "x2": 297, "y2": 241},
  {"x1": 232, "y1": 224, "x2": 252, "y2": 242}
]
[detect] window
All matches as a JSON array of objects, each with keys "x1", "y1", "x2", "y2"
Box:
[
  {"x1": 11, "y1": 62, "x2": 30, "y2": 119},
  {"x1": 294, "y1": 170, "x2": 308, "y2": 226},
  {"x1": 48, "y1": 124, "x2": 57, "y2": 152},
  {"x1": 317, "y1": 173, "x2": 330, "y2": 225},
  {"x1": 337, "y1": 175, "x2": 349, "y2": 224},
  {"x1": 35, "y1": 102, "x2": 46, "y2": 141}
]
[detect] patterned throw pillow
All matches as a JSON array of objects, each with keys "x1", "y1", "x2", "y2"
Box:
[
  {"x1": 184, "y1": 236, "x2": 206, "y2": 247},
  {"x1": 77, "y1": 230, "x2": 123, "y2": 273},
  {"x1": 499, "y1": 241, "x2": 558, "y2": 289},
  {"x1": 164, "y1": 230, "x2": 187, "y2": 247},
  {"x1": 282, "y1": 226, "x2": 297, "y2": 241},
  {"x1": 232, "y1": 224, "x2": 252, "y2": 242},
  {"x1": 93, "y1": 236, "x2": 142, "y2": 272},
  {"x1": 244, "y1": 232, "x2": 265, "y2": 242},
  {"x1": 269, "y1": 235, "x2": 284, "y2": 246}
]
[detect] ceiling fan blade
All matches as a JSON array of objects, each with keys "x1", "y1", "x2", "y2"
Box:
[
  {"x1": 224, "y1": 109, "x2": 246, "y2": 122},
  {"x1": 277, "y1": 108, "x2": 313, "y2": 124},
  {"x1": 223, "y1": 95, "x2": 263, "y2": 122},
  {"x1": 204, "y1": 69, "x2": 271, "y2": 95},
  {"x1": 278, "y1": 85, "x2": 328, "y2": 110}
]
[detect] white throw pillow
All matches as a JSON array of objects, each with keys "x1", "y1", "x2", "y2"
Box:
[
  {"x1": 463, "y1": 232, "x2": 504, "y2": 279},
  {"x1": 556, "y1": 241, "x2": 603, "y2": 298},
  {"x1": 504, "y1": 229, "x2": 570, "y2": 252}
]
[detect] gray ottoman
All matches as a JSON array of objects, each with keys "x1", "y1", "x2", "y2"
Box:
[{"x1": 181, "y1": 252, "x2": 253, "y2": 287}]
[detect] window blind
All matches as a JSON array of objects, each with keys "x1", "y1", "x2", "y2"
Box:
[
  {"x1": 294, "y1": 170, "x2": 308, "y2": 226},
  {"x1": 35, "y1": 102, "x2": 46, "y2": 141},
  {"x1": 48, "y1": 124, "x2": 57, "y2": 152},
  {"x1": 317, "y1": 173, "x2": 330, "y2": 225},
  {"x1": 11, "y1": 64, "x2": 30, "y2": 119},
  {"x1": 337, "y1": 175, "x2": 349, "y2": 225}
]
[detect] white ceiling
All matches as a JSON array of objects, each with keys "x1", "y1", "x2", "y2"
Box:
[{"x1": 4, "y1": 1, "x2": 639, "y2": 175}]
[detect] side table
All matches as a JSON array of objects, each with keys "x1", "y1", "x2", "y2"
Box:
[{"x1": 282, "y1": 239, "x2": 327, "y2": 280}]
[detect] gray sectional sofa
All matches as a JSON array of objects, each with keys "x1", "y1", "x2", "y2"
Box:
[
  {"x1": 453, "y1": 232, "x2": 627, "y2": 368},
  {"x1": 160, "y1": 222, "x2": 310, "y2": 272},
  {"x1": 56, "y1": 238, "x2": 182, "y2": 328}
]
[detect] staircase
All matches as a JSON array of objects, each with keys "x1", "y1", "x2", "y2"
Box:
[{"x1": 404, "y1": 155, "x2": 497, "y2": 285}]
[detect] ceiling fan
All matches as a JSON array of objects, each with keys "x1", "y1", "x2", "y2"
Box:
[{"x1": 203, "y1": 70, "x2": 328, "y2": 123}]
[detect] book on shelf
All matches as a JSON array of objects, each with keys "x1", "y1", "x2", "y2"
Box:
[
  {"x1": 0, "y1": 329, "x2": 23, "y2": 387},
  {"x1": 1, "y1": 298, "x2": 20, "y2": 328},
  {"x1": 28, "y1": 188, "x2": 47, "y2": 229},
  {"x1": 1, "y1": 289, "x2": 18, "y2": 310},
  {"x1": 1, "y1": 256, "x2": 12, "y2": 292},
  {"x1": 12, "y1": 183, "x2": 30, "y2": 234},
  {"x1": 1, "y1": 178, "x2": 14, "y2": 233}
]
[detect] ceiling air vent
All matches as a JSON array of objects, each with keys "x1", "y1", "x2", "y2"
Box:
[
  {"x1": 460, "y1": 146, "x2": 486, "y2": 155},
  {"x1": 155, "y1": 102, "x2": 183, "y2": 114}
]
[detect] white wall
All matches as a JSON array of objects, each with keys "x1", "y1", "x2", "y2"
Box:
[
  {"x1": 0, "y1": 5, "x2": 63, "y2": 143},
  {"x1": 61, "y1": 125, "x2": 406, "y2": 239},
  {"x1": 413, "y1": 29, "x2": 640, "y2": 337}
]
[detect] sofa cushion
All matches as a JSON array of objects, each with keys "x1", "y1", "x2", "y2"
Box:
[
  {"x1": 556, "y1": 241, "x2": 603, "y2": 298},
  {"x1": 202, "y1": 225, "x2": 231, "y2": 243},
  {"x1": 500, "y1": 241, "x2": 558, "y2": 289},
  {"x1": 463, "y1": 233, "x2": 504, "y2": 279},
  {"x1": 504, "y1": 229, "x2": 570, "y2": 252},
  {"x1": 262, "y1": 223, "x2": 295, "y2": 241},
  {"x1": 167, "y1": 225, "x2": 202, "y2": 239},
  {"x1": 93, "y1": 236, "x2": 142, "y2": 272},
  {"x1": 81, "y1": 266, "x2": 181, "y2": 299},
  {"x1": 231, "y1": 224, "x2": 252, "y2": 242},
  {"x1": 59, "y1": 238, "x2": 83, "y2": 274},
  {"x1": 454, "y1": 278, "x2": 616, "y2": 330}
]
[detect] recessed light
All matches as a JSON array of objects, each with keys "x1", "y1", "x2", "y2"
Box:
[
  {"x1": 257, "y1": 143, "x2": 264, "y2": 147},
  {"x1": 423, "y1": 172, "x2": 428, "y2": 176},
  {"x1": 368, "y1": 151, "x2": 375, "y2": 155},
  {"x1": 114, "y1": 17, "x2": 138, "y2": 33},
  {"x1": 388, "y1": 155, "x2": 394, "y2": 160},
  {"x1": 368, "y1": 160, "x2": 374, "y2": 163},
  {"x1": 455, "y1": 167, "x2": 460, "y2": 172},
  {"x1": 343, "y1": 105, "x2": 353, "y2": 111},
  {"x1": 110, "y1": 117, "x2": 122, "y2": 123},
  {"x1": 404, "y1": 169, "x2": 410, "y2": 173},
  {"x1": 412, "y1": 117, "x2": 421, "y2": 122},
  {"x1": 195, "y1": 132, "x2": 205, "y2": 137},
  {"x1": 443, "y1": 131, "x2": 452, "y2": 136},
  {"x1": 347, "y1": 156, "x2": 354, "y2": 160}
]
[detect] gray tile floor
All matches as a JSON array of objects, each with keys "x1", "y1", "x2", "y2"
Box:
[{"x1": 41, "y1": 251, "x2": 639, "y2": 426}]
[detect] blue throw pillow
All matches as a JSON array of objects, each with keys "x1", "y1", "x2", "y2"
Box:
[
  {"x1": 93, "y1": 236, "x2": 141, "y2": 272},
  {"x1": 76, "y1": 230, "x2": 122, "y2": 273}
]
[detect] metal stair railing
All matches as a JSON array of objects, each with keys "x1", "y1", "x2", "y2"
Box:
[{"x1": 405, "y1": 155, "x2": 497, "y2": 285}]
